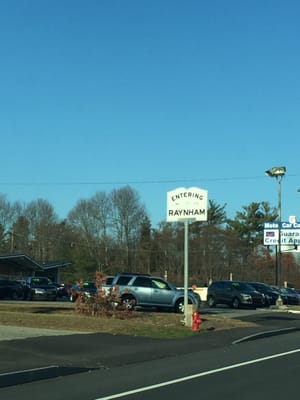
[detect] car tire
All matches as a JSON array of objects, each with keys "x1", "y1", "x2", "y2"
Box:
[
  {"x1": 207, "y1": 296, "x2": 216, "y2": 308},
  {"x1": 70, "y1": 293, "x2": 77, "y2": 302},
  {"x1": 10, "y1": 291, "x2": 19, "y2": 300},
  {"x1": 232, "y1": 297, "x2": 240, "y2": 309},
  {"x1": 121, "y1": 295, "x2": 136, "y2": 310},
  {"x1": 174, "y1": 298, "x2": 185, "y2": 313}
]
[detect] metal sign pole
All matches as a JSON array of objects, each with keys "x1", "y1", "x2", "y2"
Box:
[
  {"x1": 166, "y1": 186, "x2": 208, "y2": 326},
  {"x1": 184, "y1": 220, "x2": 188, "y2": 326}
]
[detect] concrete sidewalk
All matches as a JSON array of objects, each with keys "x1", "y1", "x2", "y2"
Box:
[{"x1": 0, "y1": 325, "x2": 88, "y2": 341}]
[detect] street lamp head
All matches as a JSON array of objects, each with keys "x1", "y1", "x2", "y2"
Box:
[
  {"x1": 265, "y1": 166, "x2": 286, "y2": 178},
  {"x1": 297, "y1": 188, "x2": 300, "y2": 192}
]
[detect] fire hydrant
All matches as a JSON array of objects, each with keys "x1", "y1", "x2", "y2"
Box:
[{"x1": 192, "y1": 311, "x2": 202, "y2": 331}]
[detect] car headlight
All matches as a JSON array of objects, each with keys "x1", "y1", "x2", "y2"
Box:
[
  {"x1": 240, "y1": 293, "x2": 252, "y2": 300},
  {"x1": 34, "y1": 288, "x2": 46, "y2": 294}
]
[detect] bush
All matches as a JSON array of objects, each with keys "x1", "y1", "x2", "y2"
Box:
[{"x1": 74, "y1": 272, "x2": 135, "y2": 319}]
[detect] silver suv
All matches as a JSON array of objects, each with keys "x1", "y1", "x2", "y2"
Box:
[{"x1": 111, "y1": 273, "x2": 201, "y2": 313}]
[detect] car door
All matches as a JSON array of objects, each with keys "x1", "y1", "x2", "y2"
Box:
[
  {"x1": 220, "y1": 282, "x2": 234, "y2": 305},
  {"x1": 130, "y1": 276, "x2": 153, "y2": 305},
  {"x1": 0, "y1": 280, "x2": 11, "y2": 299},
  {"x1": 150, "y1": 277, "x2": 175, "y2": 307},
  {"x1": 0, "y1": 280, "x2": 6, "y2": 298}
]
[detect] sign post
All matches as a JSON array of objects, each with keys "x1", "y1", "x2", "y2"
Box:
[{"x1": 167, "y1": 187, "x2": 208, "y2": 326}]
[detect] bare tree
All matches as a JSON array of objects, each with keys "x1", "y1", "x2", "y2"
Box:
[
  {"x1": 0, "y1": 195, "x2": 24, "y2": 252},
  {"x1": 24, "y1": 199, "x2": 59, "y2": 261},
  {"x1": 68, "y1": 192, "x2": 113, "y2": 272},
  {"x1": 110, "y1": 186, "x2": 148, "y2": 268}
]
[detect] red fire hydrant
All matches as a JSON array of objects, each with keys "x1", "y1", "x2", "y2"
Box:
[{"x1": 192, "y1": 311, "x2": 202, "y2": 331}]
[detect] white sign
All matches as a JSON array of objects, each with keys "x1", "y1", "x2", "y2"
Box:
[{"x1": 167, "y1": 187, "x2": 208, "y2": 222}]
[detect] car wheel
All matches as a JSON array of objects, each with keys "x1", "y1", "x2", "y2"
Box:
[
  {"x1": 121, "y1": 295, "x2": 136, "y2": 310},
  {"x1": 232, "y1": 297, "x2": 240, "y2": 309},
  {"x1": 175, "y1": 298, "x2": 185, "y2": 313},
  {"x1": 70, "y1": 293, "x2": 77, "y2": 302},
  {"x1": 207, "y1": 296, "x2": 216, "y2": 308},
  {"x1": 10, "y1": 291, "x2": 19, "y2": 300},
  {"x1": 27, "y1": 291, "x2": 33, "y2": 301}
]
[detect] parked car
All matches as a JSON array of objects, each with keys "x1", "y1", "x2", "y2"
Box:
[
  {"x1": 279, "y1": 287, "x2": 300, "y2": 305},
  {"x1": 0, "y1": 279, "x2": 24, "y2": 300},
  {"x1": 16, "y1": 279, "x2": 32, "y2": 299},
  {"x1": 268, "y1": 285, "x2": 300, "y2": 305},
  {"x1": 26, "y1": 276, "x2": 58, "y2": 301},
  {"x1": 102, "y1": 275, "x2": 114, "y2": 292},
  {"x1": 52, "y1": 282, "x2": 69, "y2": 299},
  {"x1": 110, "y1": 273, "x2": 201, "y2": 313},
  {"x1": 207, "y1": 280, "x2": 265, "y2": 309},
  {"x1": 247, "y1": 282, "x2": 279, "y2": 306},
  {"x1": 69, "y1": 281, "x2": 98, "y2": 302}
]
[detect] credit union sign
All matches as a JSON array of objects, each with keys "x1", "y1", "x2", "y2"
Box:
[{"x1": 167, "y1": 187, "x2": 208, "y2": 222}]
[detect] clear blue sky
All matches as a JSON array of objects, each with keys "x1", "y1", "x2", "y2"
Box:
[{"x1": 1, "y1": 0, "x2": 300, "y2": 227}]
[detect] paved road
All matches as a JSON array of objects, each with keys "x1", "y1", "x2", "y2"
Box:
[
  {"x1": 0, "y1": 308, "x2": 300, "y2": 383},
  {"x1": 0, "y1": 310, "x2": 299, "y2": 399}
]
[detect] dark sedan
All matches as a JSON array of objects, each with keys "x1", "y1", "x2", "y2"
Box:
[
  {"x1": 248, "y1": 282, "x2": 279, "y2": 306},
  {"x1": 279, "y1": 287, "x2": 300, "y2": 305},
  {"x1": 0, "y1": 279, "x2": 24, "y2": 300},
  {"x1": 69, "y1": 281, "x2": 97, "y2": 302}
]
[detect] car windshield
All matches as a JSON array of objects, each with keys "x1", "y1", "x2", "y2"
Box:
[
  {"x1": 231, "y1": 282, "x2": 255, "y2": 291},
  {"x1": 82, "y1": 282, "x2": 96, "y2": 289},
  {"x1": 31, "y1": 277, "x2": 50, "y2": 286},
  {"x1": 282, "y1": 287, "x2": 296, "y2": 294}
]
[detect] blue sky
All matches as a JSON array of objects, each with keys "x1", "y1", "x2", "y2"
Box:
[{"x1": 0, "y1": 0, "x2": 300, "y2": 227}]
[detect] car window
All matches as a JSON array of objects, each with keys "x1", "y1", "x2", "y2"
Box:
[
  {"x1": 105, "y1": 277, "x2": 114, "y2": 285},
  {"x1": 115, "y1": 276, "x2": 132, "y2": 286},
  {"x1": 231, "y1": 282, "x2": 253, "y2": 291},
  {"x1": 214, "y1": 282, "x2": 226, "y2": 289},
  {"x1": 82, "y1": 282, "x2": 96, "y2": 289},
  {"x1": 31, "y1": 277, "x2": 50, "y2": 285},
  {"x1": 151, "y1": 278, "x2": 170, "y2": 290},
  {"x1": 133, "y1": 277, "x2": 151, "y2": 287}
]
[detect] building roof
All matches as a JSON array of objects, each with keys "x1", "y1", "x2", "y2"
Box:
[
  {"x1": 0, "y1": 253, "x2": 71, "y2": 277},
  {"x1": 0, "y1": 253, "x2": 43, "y2": 273}
]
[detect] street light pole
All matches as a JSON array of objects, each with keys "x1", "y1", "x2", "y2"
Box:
[
  {"x1": 276, "y1": 173, "x2": 283, "y2": 291},
  {"x1": 265, "y1": 166, "x2": 286, "y2": 306}
]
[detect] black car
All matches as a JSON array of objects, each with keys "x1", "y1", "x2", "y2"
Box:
[
  {"x1": 26, "y1": 276, "x2": 58, "y2": 301},
  {"x1": 69, "y1": 281, "x2": 98, "y2": 302},
  {"x1": 279, "y1": 287, "x2": 300, "y2": 305},
  {"x1": 52, "y1": 282, "x2": 69, "y2": 298},
  {"x1": 207, "y1": 280, "x2": 265, "y2": 309},
  {"x1": 0, "y1": 279, "x2": 24, "y2": 300},
  {"x1": 247, "y1": 282, "x2": 279, "y2": 306}
]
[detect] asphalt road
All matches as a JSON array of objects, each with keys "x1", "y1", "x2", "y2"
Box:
[
  {"x1": 0, "y1": 310, "x2": 299, "y2": 400},
  {"x1": 0, "y1": 308, "x2": 300, "y2": 382}
]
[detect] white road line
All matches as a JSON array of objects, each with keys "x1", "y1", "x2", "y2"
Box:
[{"x1": 95, "y1": 348, "x2": 300, "y2": 400}]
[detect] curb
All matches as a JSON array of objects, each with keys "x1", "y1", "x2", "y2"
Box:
[{"x1": 232, "y1": 326, "x2": 299, "y2": 344}]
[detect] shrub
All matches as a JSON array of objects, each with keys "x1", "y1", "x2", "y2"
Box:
[{"x1": 74, "y1": 272, "x2": 135, "y2": 319}]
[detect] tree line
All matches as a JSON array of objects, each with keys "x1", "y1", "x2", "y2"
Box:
[{"x1": 0, "y1": 186, "x2": 299, "y2": 288}]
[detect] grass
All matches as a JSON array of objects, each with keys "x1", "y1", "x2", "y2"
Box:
[{"x1": 0, "y1": 301, "x2": 258, "y2": 339}]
